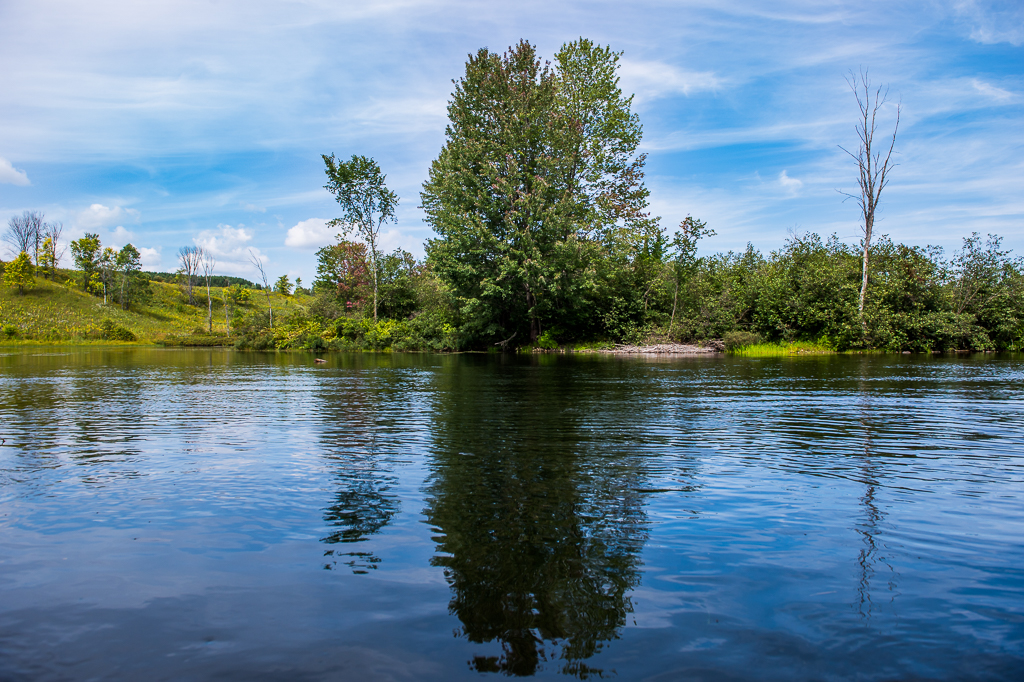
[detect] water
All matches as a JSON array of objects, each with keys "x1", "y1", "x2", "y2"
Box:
[{"x1": 1, "y1": 349, "x2": 1022, "y2": 680}]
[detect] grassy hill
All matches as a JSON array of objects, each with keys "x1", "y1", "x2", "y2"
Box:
[{"x1": 0, "y1": 270, "x2": 304, "y2": 345}]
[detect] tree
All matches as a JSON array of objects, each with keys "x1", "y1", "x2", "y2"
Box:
[
  {"x1": 37, "y1": 222, "x2": 65, "y2": 279},
  {"x1": 3, "y1": 252, "x2": 34, "y2": 294},
  {"x1": 248, "y1": 249, "x2": 274, "y2": 328},
  {"x1": 323, "y1": 154, "x2": 399, "y2": 322},
  {"x1": 201, "y1": 249, "x2": 216, "y2": 331},
  {"x1": 115, "y1": 244, "x2": 143, "y2": 311},
  {"x1": 4, "y1": 211, "x2": 43, "y2": 263},
  {"x1": 98, "y1": 247, "x2": 117, "y2": 304},
  {"x1": 177, "y1": 246, "x2": 203, "y2": 305},
  {"x1": 421, "y1": 39, "x2": 655, "y2": 346},
  {"x1": 275, "y1": 274, "x2": 292, "y2": 296},
  {"x1": 70, "y1": 233, "x2": 102, "y2": 292},
  {"x1": 839, "y1": 69, "x2": 900, "y2": 324},
  {"x1": 314, "y1": 240, "x2": 370, "y2": 310},
  {"x1": 668, "y1": 216, "x2": 714, "y2": 336}
]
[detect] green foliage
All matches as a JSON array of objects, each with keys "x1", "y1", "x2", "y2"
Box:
[
  {"x1": 70, "y1": 233, "x2": 101, "y2": 293},
  {"x1": 723, "y1": 330, "x2": 760, "y2": 351},
  {"x1": 99, "y1": 318, "x2": 136, "y2": 341},
  {"x1": 422, "y1": 39, "x2": 654, "y2": 348},
  {"x1": 3, "y1": 252, "x2": 34, "y2": 294},
  {"x1": 322, "y1": 154, "x2": 399, "y2": 321},
  {"x1": 224, "y1": 284, "x2": 252, "y2": 305},
  {"x1": 275, "y1": 274, "x2": 292, "y2": 295}
]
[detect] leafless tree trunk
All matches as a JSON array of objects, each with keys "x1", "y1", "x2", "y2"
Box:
[
  {"x1": 201, "y1": 250, "x2": 216, "y2": 333},
  {"x1": 249, "y1": 249, "x2": 273, "y2": 328},
  {"x1": 3, "y1": 211, "x2": 43, "y2": 262},
  {"x1": 177, "y1": 246, "x2": 202, "y2": 305},
  {"x1": 839, "y1": 69, "x2": 901, "y2": 324}
]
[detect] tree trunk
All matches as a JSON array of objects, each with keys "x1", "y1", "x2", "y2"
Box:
[
  {"x1": 670, "y1": 278, "x2": 679, "y2": 336},
  {"x1": 858, "y1": 214, "x2": 873, "y2": 327}
]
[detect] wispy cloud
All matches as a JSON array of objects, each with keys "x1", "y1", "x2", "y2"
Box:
[
  {"x1": 618, "y1": 59, "x2": 721, "y2": 105},
  {"x1": 955, "y1": 0, "x2": 1024, "y2": 46}
]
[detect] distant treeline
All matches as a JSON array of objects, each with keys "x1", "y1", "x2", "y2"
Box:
[{"x1": 145, "y1": 272, "x2": 255, "y2": 288}]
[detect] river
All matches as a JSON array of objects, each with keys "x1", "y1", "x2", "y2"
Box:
[{"x1": 1, "y1": 349, "x2": 1022, "y2": 680}]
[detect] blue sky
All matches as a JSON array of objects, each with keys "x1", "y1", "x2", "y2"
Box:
[{"x1": 0, "y1": 0, "x2": 1021, "y2": 284}]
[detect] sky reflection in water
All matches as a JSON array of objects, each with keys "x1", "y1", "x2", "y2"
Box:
[{"x1": 1, "y1": 349, "x2": 1023, "y2": 680}]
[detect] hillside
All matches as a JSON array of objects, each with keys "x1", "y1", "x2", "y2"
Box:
[{"x1": 0, "y1": 270, "x2": 305, "y2": 344}]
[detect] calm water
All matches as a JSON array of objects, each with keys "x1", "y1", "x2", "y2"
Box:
[{"x1": 1, "y1": 349, "x2": 1023, "y2": 680}]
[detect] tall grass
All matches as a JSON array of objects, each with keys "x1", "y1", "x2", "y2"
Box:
[{"x1": 730, "y1": 340, "x2": 834, "y2": 356}]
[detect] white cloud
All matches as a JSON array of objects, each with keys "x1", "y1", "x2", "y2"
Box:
[
  {"x1": 617, "y1": 59, "x2": 721, "y2": 104},
  {"x1": 778, "y1": 170, "x2": 803, "y2": 194},
  {"x1": 241, "y1": 202, "x2": 266, "y2": 213},
  {"x1": 138, "y1": 246, "x2": 162, "y2": 270},
  {"x1": 110, "y1": 225, "x2": 135, "y2": 243},
  {"x1": 285, "y1": 218, "x2": 336, "y2": 249},
  {"x1": 0, "y1": 157, "x2": 30, "y2": 186},
  {"x1": 193, "y1": 223, "x2": 265, "y2": 275},
  {"x1": 77, "y1": 203, "x2": 140, "y2": 229}
]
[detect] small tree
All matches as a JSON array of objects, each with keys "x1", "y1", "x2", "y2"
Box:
[
  {"x1": 98, "y1": 247, "x2": 117, "y2": 304},
  {"x1": 669, "y1": 216, "x2": 714, "y2": 336},
  {"x1": 275, "y1": 274, "x2": 292, "y2": 295},
  {"x1": 323, "y1": 154, "x2": 399, "y2": 322},
  {"x1": 249, "y1": 249, "x2": 274, "y2": 328},
  {"x1": 115, "y1": 244, "x2": 142, "y2": 310},
  {"x1": 177, "y1": 245, "x2": 203, "y2": 305},
  {"x1": 201, "y1": 250, "x2": 216, "y2": 332},
  {"x1": 70, "y1": 233, "x2": 102, "y2": 292},
  {"x1": 839, "y1": 69, "x2": 901, "y2": 325},
  {"x1": 3, "y1": 252, "x2": 34, "y2": 294}
]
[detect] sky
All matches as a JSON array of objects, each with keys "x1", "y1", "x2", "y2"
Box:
[{"x1": 0, "y1": 0, "x2": 1021, "y2": 284}]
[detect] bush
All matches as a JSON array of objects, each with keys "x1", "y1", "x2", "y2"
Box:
[
  {"x1": 723, "y1": 330, "x2": 760, "y2": 351},
  {"x1": 99, "y1": 319, "x2": 136, "y2": 342}
]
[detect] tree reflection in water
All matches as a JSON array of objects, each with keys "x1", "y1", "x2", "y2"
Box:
[
  {"x1": 424, "y1": 358, "x2": 649, "y2": 677},
  {"x1": 318, "y1": 368, "x2": 406, "y2": 574},
  {"x1": 321, "y1": 448, "x2": 400, "y2": 573}
]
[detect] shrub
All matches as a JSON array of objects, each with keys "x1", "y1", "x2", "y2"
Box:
[
  {"x1": 723, "y1": 330, "x2": 760, "y2": 351},
  {"x1": 99, "y1": 319, "x2": 136, "y2": 342}
]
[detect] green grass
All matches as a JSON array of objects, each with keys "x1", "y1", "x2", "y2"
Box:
[
  {"x1": 0, "y1": 272, "x2": 306, "y2": 344},
  {"x1": 730, "y1": 340, "x2": 835, "y2": 356}
]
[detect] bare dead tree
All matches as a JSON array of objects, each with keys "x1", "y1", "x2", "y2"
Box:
[
  {"x1": 201, "y1": 250, "x2": 217, "y2": 333},
  {"x1": 4, "y1": 211, "x2": 43, "y2": 262},
  {"x1": 41, "y1": 221, "x2": 66, "y2": 278},
  {"x1": 838, "y1": 69, "x2": 901, "y2": 322},
  {"x1": 177, "y1": 245, "x2": 203, "y2": 305},
  {"x1": 248, "y1": 249, "x2": 273, "y2": 328}
]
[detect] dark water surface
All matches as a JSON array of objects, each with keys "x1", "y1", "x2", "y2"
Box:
[{"x1": 1, "y1": 349, "x2": 1023, "y2": 680}]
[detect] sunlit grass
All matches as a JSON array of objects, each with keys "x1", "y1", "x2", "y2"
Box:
[
  {"x1": 0, "y1": 273, "x2": 304, "y2": 344},
  {"x1": 730, "y1": 340, "x2": 835, "y2": 356}
]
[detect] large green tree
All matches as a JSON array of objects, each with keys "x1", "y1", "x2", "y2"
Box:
[{"x1": 421, "y1": 39, "x2": 655, "y2": 346}]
